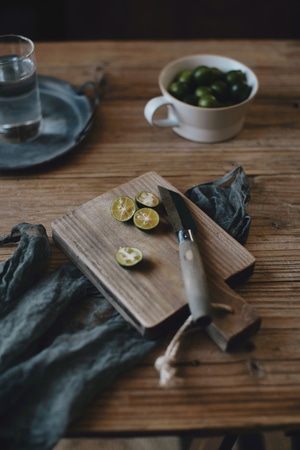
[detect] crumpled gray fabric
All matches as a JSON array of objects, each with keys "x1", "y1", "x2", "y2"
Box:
[
  {"x1": 185, "y1": 165, "x2": 251, "y2": 244},
  {"x1": 0, "y1": 224, "x2": 159, "y2": 450},
  {"x1": 0, "y1": 166, "x2": 251, "y2": 450},
  {"x1": 0, "y1": 222, "x2": 51, "y2": 316},
  {"x1": 0, "y1": 261, "x2": 89, "y2": 375},
  {"x1": 0, "y1": 282, "x2": 156, "y2": 450}
]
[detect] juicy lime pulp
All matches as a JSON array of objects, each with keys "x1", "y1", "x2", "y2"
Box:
[
  {"x1": 135, "y1": 191, "x2": 160, "y2": 208},
  {"x1": 110, "y1": 196, "x2": 136, "y2": 222},
  {"x1": 116, "y1": 246, "x2": 143, "y2": 267},
  {"x1": 133, "y1": 207, "x2": 160, "y2": 231}
]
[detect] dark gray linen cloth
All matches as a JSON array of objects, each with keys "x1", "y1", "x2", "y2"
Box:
[
  {"x1": 185, "y1": 165, "x2": 251, "y2": 244},
  {"x1": 0, "y1": 166, "x2": 251, "y2": 450}
]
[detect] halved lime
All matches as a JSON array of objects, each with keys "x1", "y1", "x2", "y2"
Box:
[
  {"x1": 110, "y1": 196, "x2": 136, "y2": 222},
  {"x1": 116, "y1": 246, "x2": 143, "y2": 268},
  {"x1": 133, "y1": 207, "x2": 160, "y2": 231},
  {"x1": 135, "y1": 191, "x2": 160, "y2": 208}
]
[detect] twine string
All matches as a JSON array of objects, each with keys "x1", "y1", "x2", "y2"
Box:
[
  {"x1": 155, "y1": 303, "x2": 233, "y2": 388},
  {"x1": 154, "y1": 314, "x2": 193, "y2": 388}
]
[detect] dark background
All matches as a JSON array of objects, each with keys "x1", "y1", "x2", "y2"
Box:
[{"x1": 0, "y1": 0, "x2": 299, "y2": 41}]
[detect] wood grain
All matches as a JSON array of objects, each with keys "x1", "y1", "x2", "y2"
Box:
[{"x1": 0, "y1": 40, "x2": 299, "y2": 438}]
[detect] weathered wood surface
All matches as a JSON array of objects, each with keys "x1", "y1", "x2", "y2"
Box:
[{"x1": 0, "y1": 40, "x2": 300, "y2": 437}]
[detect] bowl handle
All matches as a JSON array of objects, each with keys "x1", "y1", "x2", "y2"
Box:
[{"x1": 144, "y1": 96, "x2": 179, "y2": 128}]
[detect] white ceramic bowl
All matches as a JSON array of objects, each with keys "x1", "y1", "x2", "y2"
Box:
[{"x1": 144, "y1": 54, "x2": 259, "y2": 143}]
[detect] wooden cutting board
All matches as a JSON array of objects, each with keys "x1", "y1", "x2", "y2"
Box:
[{"x1": 52, "y1": 172, "x2": 260, "y2": 349}]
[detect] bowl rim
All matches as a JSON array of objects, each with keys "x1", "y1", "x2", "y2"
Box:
[{"x1": 158, "y1": 53, "x2": 259, "y2": 110}]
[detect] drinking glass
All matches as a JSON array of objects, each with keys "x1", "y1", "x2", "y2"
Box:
[{"x1": 0, "y1": 34, "x2": 42, "y2": 143}]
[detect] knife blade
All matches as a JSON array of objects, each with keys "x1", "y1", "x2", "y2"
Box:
[{"x1": 158, "y1": 185, "x2": 212, "y2": 327}]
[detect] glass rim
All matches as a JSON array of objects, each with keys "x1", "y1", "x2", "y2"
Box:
[{"x1": 0, "y1": 34, "x2": 35, "y2": 64}]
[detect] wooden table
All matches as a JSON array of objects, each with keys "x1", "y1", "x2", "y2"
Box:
[{"x1": 1, "y1": 40, "x2": 300, "y2": 446}]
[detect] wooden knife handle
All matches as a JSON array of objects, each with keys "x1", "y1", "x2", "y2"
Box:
[{"x1": 178, "y1": 234, "x2": 212, "y2": 326}]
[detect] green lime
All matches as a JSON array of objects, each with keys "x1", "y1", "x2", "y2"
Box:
[
  {"x1": 230, "y1": 81, "x2": 252, "y2": 102},
  {"x1": 133, "y1": 207, "x2": 160, "y2": 231},
  {"x1": 194, "y1": 85, "x2": 212, "y2": 98},
  {"x1": 198, "y1": 94, "x2": 218, "y2": 108},
  {"x1": 110, "y1": 196, "x2": 136, "y2": 222},
  {"x1": 177, "y1": 70, "x2": 193, "y2": 84},
  {"x1": 211, "y1": 67, "x2": 225, "y2": 81},
  {"x1": 116, "y1": 246, "x2": 143, "y2": 268},
  {"x1": 168, "y1": 81, "x2": 189, "y2": 100},
  {"x1": 168, "y1": 65, "x2": 252, "y2": 108},
  {"x1": 135, "y1": 191, "x2": 160, "y2": 208},
  {"x1": 192, "y1": 66, "x2": 213, "y2": 86},
  {"x1": 226, "y1": 70, "x2": 246, "y2": 85},
  {"x1": 210, "y1": 80, "x2": 230, "y2": 101}
]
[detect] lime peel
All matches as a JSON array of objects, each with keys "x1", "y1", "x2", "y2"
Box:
[{"x1": 116, "y1": 246, "x2": 143, "y2": 268}]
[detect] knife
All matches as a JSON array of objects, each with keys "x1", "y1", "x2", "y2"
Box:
[{"x1": 158, "y1": 185, "x2": 212, "y2": 327}]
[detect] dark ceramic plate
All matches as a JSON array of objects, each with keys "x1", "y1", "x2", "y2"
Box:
[{"x1": 0, "y1": 75, "x2": 98, "y2": 170}]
